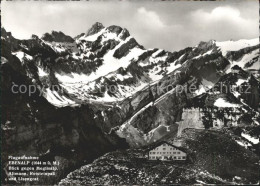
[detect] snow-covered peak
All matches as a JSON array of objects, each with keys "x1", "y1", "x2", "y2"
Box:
[
  {"x1": 77, "y1": 24, "x2": 130, "y2": 44},
  {"x1": 56, "y1": 36, "x2": 145, "y2": 84},
  {"x1": 78, "y1": 28, "x2": 106, "y2": 42},
  {"x1": 5, "y1": 24, "x2": 259, "y2": 108},
  {"x1": 216, "y1": 38, "x2": 259, "y2": 56}
]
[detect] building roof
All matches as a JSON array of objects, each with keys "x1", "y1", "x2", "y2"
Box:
[{"x1": 145, "y1": 141, "x2": 187, "y2": 153}]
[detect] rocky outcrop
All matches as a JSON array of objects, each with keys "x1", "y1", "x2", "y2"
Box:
[
  {"x1": 119, "y1": 28, "x2": 130, "y2": 40},
  {"x1": 106, "y1": 25, "x2": 130, "y2": 40},
  {"x1": 86, "y1": 22, "x2": 104, "y2": 36},
  {"x1": 93, "y1": 39, "x2": 120, "y2": 58},
  {"x1": 240, "y1": 75, "x2": 260, "y2": 110},
  {"x1": 113, "y1": 38, "x2": 143, "y2": 59},
  {"x1": 74, "y1": 33, "x2": 85, "y2": 40},
  {"x1": 42, "y1": 31, "x2": 75, "y2": 43},
  {"x1": 106, "y1": 25, "x2": 123, "y2": 35}
]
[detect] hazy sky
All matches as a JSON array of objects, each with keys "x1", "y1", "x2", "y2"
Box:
[{"x1": 2, "y1": 0, "x2": 259, "y2": 51}]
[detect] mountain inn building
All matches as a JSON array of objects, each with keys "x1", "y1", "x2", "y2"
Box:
[{"x1": 147, "y1": 141, "x2": 187, "y2": 161}]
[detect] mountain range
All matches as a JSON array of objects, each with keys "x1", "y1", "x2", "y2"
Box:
[{"x1": 1, "y1": 22, "x2": 259, "y2": 184}]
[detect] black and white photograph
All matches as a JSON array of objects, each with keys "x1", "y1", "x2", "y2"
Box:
[{"x1": 1, "y1": 0, "x2": 260, "y2": 185}]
